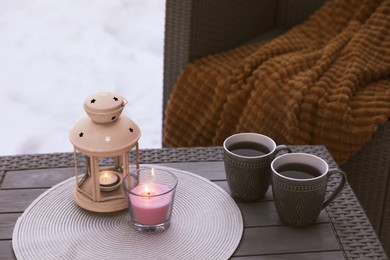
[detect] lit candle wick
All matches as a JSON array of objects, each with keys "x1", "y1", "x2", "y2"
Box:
[{"x1": 144, "y1": 184, "x2": 152, "y2": 198}]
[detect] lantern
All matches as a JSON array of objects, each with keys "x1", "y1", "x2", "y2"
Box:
[{"x1": 69, "y1": 91, "x2": 141, "y2": 212}]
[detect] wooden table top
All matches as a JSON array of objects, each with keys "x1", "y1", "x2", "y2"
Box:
[{"x1": 0, "y1": 146, "x2": 388, "y2": 259}]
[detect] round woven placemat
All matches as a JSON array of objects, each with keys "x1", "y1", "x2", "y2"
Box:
[{"x1": 12, "y1": 166, "x2": 243, "y2": 260}]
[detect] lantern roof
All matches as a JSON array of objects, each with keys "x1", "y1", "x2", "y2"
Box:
[{"x1": 69, "y1": 92, "x2": 141, "y2": 156}]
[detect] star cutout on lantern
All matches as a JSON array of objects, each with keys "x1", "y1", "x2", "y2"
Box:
[
  {"x1": 90, "y1": 99, "x2": 96, "y2": 104},
  {"x1": 79, "y1": 132, "x2": 84, "y2": 137},
  {"x1": 129, "y1": 128, "x2": 133, "y2": 133},
  {"x1": 105, "y1": 136, "x2": 111, "y2": 142},
  {"x1": 113, "y1": 97, "x2": 119, "y2": 101}
]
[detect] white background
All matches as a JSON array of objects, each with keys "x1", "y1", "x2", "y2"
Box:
[{"x1": 0, "y1": 0, "x2": 165, "y2": 156}]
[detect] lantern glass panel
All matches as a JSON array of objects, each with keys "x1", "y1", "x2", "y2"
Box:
[
  {"x1": 128, "y1": 145, "x2": 140, "y2": 173},
  {"x1": 98, "y1": 156, "x2": 123, "y2": 173},
  {"x1": 74, "y1": 151, "x2": 94, "y2": 200}
]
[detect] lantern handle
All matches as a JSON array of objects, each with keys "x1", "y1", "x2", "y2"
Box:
[{"x1": 122, "y1": 98, "x2": 128, "y2": 107}]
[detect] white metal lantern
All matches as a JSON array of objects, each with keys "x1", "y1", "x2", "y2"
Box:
[{"x1": 69, "y1": 91, "x2": 141, "y2": 212}]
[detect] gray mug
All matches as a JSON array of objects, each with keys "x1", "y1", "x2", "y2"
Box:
[
  {"x1": 271, "y1": 153, "x2": 347, "y2": 226},
  {"x1": 223, "y1": 133, "x2": 291, "y2": 202}
]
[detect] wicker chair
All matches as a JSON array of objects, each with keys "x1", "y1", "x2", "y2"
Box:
[{"x1": 162, "y1": 0, "x2": 390, "y2": 254}]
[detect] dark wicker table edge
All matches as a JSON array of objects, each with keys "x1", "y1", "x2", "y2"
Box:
[{"x1": 0, "y1": 145, "x2": 388, "y2": 259}]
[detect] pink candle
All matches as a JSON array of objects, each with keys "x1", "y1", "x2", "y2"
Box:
[{"x1": 129, "y1": 183, "x2": 173, "y2": 225}]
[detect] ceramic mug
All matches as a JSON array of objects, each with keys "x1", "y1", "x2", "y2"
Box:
[
  {"x1": 271, "y1": 153, "x2": 347, "y2": 226},
  {"x1": 223, "y1": 133, "x2": 291, "y2": 202}
]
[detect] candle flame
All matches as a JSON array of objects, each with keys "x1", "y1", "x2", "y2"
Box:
[
  {"x1": 144, "y1": 184, "x2": 150, "y2": 194},
  {"x1": 151, "y1": 168, "x2": 155, "y2": 176},
  {"x1": 103, "y1": 172, "x2": 109, "y2": 182}
]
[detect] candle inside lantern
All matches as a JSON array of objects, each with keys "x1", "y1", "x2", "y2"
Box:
[
  {"x1": 129, "y1": 183, "x2": 173, "y2": 225},
  {"x1": 99, "y1": 171, "x2": 120, "y2": 187}
]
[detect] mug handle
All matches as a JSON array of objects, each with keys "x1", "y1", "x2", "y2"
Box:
[
  {"x1": 322, "y1": 168, "x2": 347, "y2": 209},
  {"x1": 274, "y1": 145, "x2": 292, "y2": 155}
]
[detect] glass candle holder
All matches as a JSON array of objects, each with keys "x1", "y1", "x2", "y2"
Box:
[{"x1": 123, "y1": 167, "x2": 178, "y2": 232}]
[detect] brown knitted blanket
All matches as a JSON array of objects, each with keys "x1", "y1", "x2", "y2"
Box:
[{"x1": 163, "y1": 0, "x2": 390, "y2": 164}]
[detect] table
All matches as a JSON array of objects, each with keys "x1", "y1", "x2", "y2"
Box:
[{"x1": 0, "y1": 146, "x2": 388, "y2": 259}]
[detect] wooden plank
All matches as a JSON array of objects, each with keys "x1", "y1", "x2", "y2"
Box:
[
  {"x1": 2, "y1": 168, "x2": 74, "y2": 189},
  {"x1": 0, "y1": 213, "x2": 21, "y2": 240},
  {"x1": 238, "y1": 201, "x2": 329, "y2": 227},
  {"x1": 0, "y1": 241, "x2": 15, "y2": 260},
  {"x1": 0, "y1": 189, "x2": 46, "y2": 213},
  {"x1": 157, "y1": 161, "x2": 226, "y2": 180},
  {"x1": 230, "y1": 251, "x2": 345, "y2": 259},
  {"x1": 233, "y1": 224, "x2": 340, "y2": 256},
  {"x1": 1, "y1": 162, "x2": 225, "y2": 189},
  {"x1": 214, "y1": 181, "x2": 275, "y2": 202}
]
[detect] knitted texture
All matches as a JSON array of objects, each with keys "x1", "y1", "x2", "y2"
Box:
[{"x1": 164, "y1": 0, "x2": 390, "y2": 164}]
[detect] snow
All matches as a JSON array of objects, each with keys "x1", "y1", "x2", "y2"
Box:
[{"x1": 0, "y1": 0, "x2": 165, "y2": 156}]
